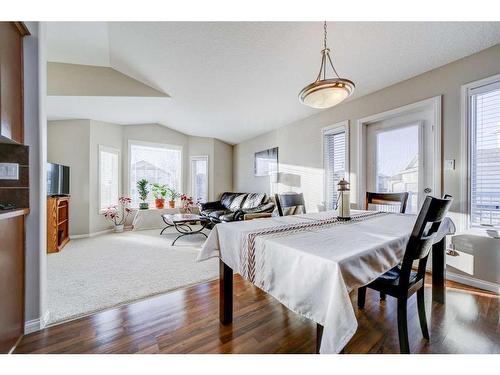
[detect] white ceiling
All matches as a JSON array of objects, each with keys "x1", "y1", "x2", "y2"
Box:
[{"x1": 46, "y1": 22, "x2": 500, "y2": 144}]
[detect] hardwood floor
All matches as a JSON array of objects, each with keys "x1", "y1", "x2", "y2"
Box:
[{"x1": 15, "y1": 276, "x2": 500, "y2": 354}]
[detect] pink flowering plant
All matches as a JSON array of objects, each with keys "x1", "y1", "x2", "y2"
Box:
[
  {"x1": 180, "y1": 194, "x2": 194, "y2": 213},
  {"x1": 104, "y1": 196, "x2": 132, "y2": 226}
]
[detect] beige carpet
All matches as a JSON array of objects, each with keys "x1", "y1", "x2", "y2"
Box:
[{"x1": 47, "y1": 227, "x2": 217, "y2": 324}]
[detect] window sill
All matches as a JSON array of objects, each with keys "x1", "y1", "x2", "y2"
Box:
[{"x1": 455, "y1": 227, "x2": 500, "y2": 239}]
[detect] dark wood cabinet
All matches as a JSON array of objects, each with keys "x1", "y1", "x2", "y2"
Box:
[
  {"x1": 0, "y1": 22, "x2": 29, "y2": 144},
  {"x1": 0, "y1": 210, "x2": 27, "y2": 353}
]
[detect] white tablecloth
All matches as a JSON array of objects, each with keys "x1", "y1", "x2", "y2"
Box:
[{"x1": 198, "y1": 210, "x2": 454, "y2": 354}]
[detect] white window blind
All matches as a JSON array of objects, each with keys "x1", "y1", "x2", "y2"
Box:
[
  {"x1": 129, "y1": 142, "x2": 182, "y2": 206},
  {"x1": 191, "y1": 156, "x2": 208, "y2": 203},
  {"x1": 99, "y1": 147, "x2": 120, "y2": 211},
  {"x1": 324, "y1": 129, "x2": 346, "y2": 209},
  {"x1": 469, "y1": 80, "x2": 500, "y2": 227}
]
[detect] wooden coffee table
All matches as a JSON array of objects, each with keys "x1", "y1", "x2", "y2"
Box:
[{"x1": 160, "y1": 213, "x2": 210, "y2": 245}]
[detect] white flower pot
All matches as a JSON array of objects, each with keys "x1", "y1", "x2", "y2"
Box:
[{"x1": 114, "y1": 224, "x2": 124, "y2": 233}]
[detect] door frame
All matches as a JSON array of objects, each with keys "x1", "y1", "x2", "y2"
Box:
[{"x1": 356, "y1": 96, "x2": 442, "y2": 208}]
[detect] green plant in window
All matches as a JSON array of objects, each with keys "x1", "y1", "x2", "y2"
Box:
[
  {"x1": 136, "y1": 179, "x2": 150, "y2": 209},
  {"x1": 151, "y1": 183, "x2": 168, "y2": 199}
]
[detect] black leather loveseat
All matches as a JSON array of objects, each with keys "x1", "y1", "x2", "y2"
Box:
[{"x1": 199, "y1": 192, "x2": 275, "y2": 224}]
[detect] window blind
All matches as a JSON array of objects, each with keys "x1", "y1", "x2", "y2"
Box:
[
  {"x1": 470, "y1": 81, "x2": 500, "y2": 227},
  {"x1": 99, "y1": 149, "x2": 119, "y2": 211},
  {"x1": 324, "y1": 130, "x2": 346, "y2": 209}
]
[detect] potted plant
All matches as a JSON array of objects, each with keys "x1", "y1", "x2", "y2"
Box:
[
  {"x1": 166, "y1": 186, "x2": 180, "y2": 208},
  {"x1": 137, "y1": 179, "x2": 150, "y2": 209},
  {"x1": 152, "y1": 183, "x2": 168, "y2": 209},
  {"x1": 103, "y1": 197, "x2": 132, "y2": 232},
  {"x1": 180, "y1": 194, "x2": 194, "y2": 213}
]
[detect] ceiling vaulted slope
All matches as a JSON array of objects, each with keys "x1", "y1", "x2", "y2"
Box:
[{"x1": 46, "y1": 22, "x2": 500, "y2": 144}]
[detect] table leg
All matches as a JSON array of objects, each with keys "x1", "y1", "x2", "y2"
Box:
[
  {"x1": 432, "y1": 237, "x2": 446, "y2": 304},
  {"x1": 219, "y1": 259, "x2": 233, "y2": 324}
]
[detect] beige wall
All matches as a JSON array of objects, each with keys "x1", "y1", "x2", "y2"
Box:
[
  {"x1": 214, "y1": 139, "x2": 233, "y2": 197},
  {"x1": 47, "y1": 62, "x2": 167, "y2": 97},
  {"x1": 233, "y1": 44, "x2": 500, "y2": 287},
  {"x1": 47, "y1": 120, "x2": 91, "y2": 236}
]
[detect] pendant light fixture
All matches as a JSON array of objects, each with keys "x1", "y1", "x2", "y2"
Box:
[{"x1": 299, "y1": 22, "x2": 355, "y2": 109}]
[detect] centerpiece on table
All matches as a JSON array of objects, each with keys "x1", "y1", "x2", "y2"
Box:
[
  {"x1": 137, "y1": 179, "x2": 150, "y2": 210},
  {"x1": 151, "y1": 183, "x2": 168, "y2": 209},
  {"x1": 180, "y1": 194, "x2": 194, "y2": 213},
  {"x1": 103, "y1": 196, "x2": 132, "y2": 232},
  {"x1": 166, "y1": 187, "x2": 180, "y2": 208}
]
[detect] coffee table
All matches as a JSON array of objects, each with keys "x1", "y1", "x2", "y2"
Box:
[{"x1": 160, "y1": 213, "x2": 210, "y2": 245}]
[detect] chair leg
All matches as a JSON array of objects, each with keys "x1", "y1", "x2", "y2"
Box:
[
  {"x1": 358, "y1": 287, "x2": 366, "y2": 309},
  {"x1": 397, "y1": 298, "x2": 410, "y2": 354},
  {"x1": 417, "y1": 288, "x2": 430, "y2": 340},
  {"x1": 380, "y1": 292, "x2": 386, "y2": 301}
]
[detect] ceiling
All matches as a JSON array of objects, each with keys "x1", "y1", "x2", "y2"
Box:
[{"x1": 46, "y1": 22, "x2": 500, "y2": 144}]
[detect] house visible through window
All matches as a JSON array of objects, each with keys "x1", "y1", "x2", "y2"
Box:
[
  {"x1": 469, "y1": 79, "x2": 500, "y2": 227},
  {"x1": 99, "y1": 146, "x2": 120, "y2": 212},
  {"x1": 191, "y1": 156, "x2": 208, "y2": 203},
  {"x1": 129, "y1": 141, "x2": 182, "y2": 206},
  {"x1": 323, "y1": 124, "x2": 347, "y2": 210}
]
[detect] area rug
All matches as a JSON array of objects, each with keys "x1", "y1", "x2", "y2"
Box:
[{"x1": 47, "y1": 228, "x2": 218, "y2": 324}]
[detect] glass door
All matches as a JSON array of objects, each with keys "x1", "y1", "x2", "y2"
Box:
[{"x1": 366, "y1": 115, "x2": 430, "y2": 214}]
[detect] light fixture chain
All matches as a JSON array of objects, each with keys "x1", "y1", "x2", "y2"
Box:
[{"x1": 323, "y1": 21, "x2": 327, "y2": 50}]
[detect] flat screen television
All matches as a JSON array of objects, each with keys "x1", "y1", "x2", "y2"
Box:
[{"x1": 47, "y1": 163, "x2": 70, "y2": 196}]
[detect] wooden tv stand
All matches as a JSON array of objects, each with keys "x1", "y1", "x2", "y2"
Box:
[{"x1": 47, "y1": 196, "x2": 70, "y2": 253}]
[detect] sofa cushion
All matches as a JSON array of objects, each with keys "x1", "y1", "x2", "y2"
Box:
[
  {"x1": 220, "y1": 193, "x2": 238, "y2": 209},
  {"x1": 242, "y1": 193, "x2": 266, "y2": 209},
  {"x1": 229, "y1": 193, "x2": 247, "y2": 211},
  {"x1": 208, "y1": 209, "x2": 230, "y2": 219},
  {"x1": 219, "y1": 212, "x2": 238, "y2": 222}
]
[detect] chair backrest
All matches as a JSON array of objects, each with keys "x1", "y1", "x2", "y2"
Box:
[
  {"x1": 275, "y1": 193, "x2": 306, "y2": 216},
  {"x1": 399, "y1": 195, "x2": 453, "y2": 286},
  {"x1": 365, "y1": 192, "x2": 409, "y2": 214}
]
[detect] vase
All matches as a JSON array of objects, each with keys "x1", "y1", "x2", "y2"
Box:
[
  {"x1": 114, "y1": 224, "x2": 124, "y2": 233},
  {"x1": 155, "y1": 198, "x2": 165, "y2": 209},
  {"x1": 139, "y1": 202, "x2": 149, "y2": 210},
  {"x1": 169, "y1": 200, "x2": 175, "y2": 208}
]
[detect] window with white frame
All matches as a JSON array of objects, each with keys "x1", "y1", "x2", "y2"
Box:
[
  {"x1": 323, "y1": 123, "x2": 348, "y2": 210},
  {"x1": 191, "y1": 156, "x2": 208, "y2": 203},
  {"x1": 129, "y1": 141, "x2": 182, "y2": 206},
  {"x1": 468, "y1": 79, "x2": 500, "y2": 227},
  {"x1": 99, "y1": 146, "x2": 120, "y2": 212}
]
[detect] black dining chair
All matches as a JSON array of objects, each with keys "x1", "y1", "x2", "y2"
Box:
[
  {"x1": 357, "y1": 195, "x2": 453, "y2": 353},
  {"x1": 274, "y1": 193, "x2": 306, "y2": 216},
  {"x1": 365, "y1": 192, "x2": 409, "y2": 214}
]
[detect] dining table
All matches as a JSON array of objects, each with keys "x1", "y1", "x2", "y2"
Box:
[{"x1": 197, "y1": 209, "x2": 455, "y2": 354}]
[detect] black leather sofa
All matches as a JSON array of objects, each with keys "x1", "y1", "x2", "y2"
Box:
[{"x1": 199, "y1": 192, "x2": 275, "y2": 224}]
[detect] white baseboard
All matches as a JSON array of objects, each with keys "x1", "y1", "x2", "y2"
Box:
[
  {"x1": 446, "y1": 272, "x2": 500, "y2": 294},
  {"x1": 70, "y1": 229, "x2": 112, "y2": 239},
  {"x1": 70, "y1": 226, "x2": 134, "y2": 240},
  {"x1": 24, "y1": 310, "x2": 50, "y2": 334},
  {"x1": 24, "y1": 318, "x2": 41, "y2": 334}
]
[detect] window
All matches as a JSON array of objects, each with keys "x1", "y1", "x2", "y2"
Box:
[
  {"x1": 191, "y1": 156, "x2": 208, "y2": 203},
  {"x1": 323, "y1": 122, "x2": 348, "y2": 210},
  {"x1": 468, "y1": 79, "x2": 500, "y2": 227},
  {"x1": 129, "y1": 141, "x2": 182, "y2": 206},
  {"x1": 99, "y1": 146, "x2": 120, "y2": 212}
]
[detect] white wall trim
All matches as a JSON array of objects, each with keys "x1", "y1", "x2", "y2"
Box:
[
  {"x1": 447, "y1": 271, "x2": 500, "y2": 295},
  {"x1": 357, "y1": 96, "x2": 442, "y2": 208},
  {"x1": 460, "y1": 73, "x2": 500, "y2": 232},
  {"x1": 24, "y1": 309, "x2": 50, "y2": 334},
  {"x1": 321, "y1": 120, "x2": 350, "y2": 209},
  {"x1": 24, "y1": 318, "x2": 41, "y2": 334},
  {"x1": 69, "y1": 228, "x2": 116, "y2": 239}
]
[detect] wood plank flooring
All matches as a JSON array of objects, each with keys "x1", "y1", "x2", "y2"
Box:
[{"x1": 14, "y1": 276, "x2": 500, "y2": 354}]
